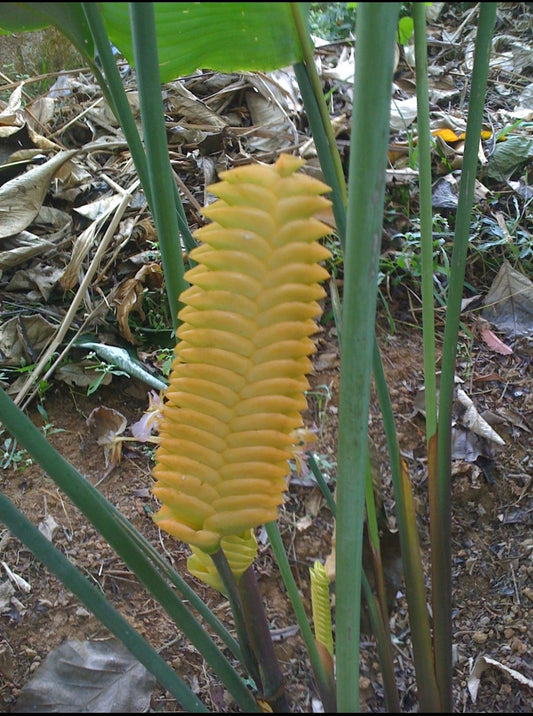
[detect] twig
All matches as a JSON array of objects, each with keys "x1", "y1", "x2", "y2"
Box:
[{"x1": 15, "y1": 181, "x2": 134, "y2": 407}]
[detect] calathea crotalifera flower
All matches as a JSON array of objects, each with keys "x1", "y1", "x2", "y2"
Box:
[{"x1": 152, "y1": 153, "x2": 332, "y2": 558}]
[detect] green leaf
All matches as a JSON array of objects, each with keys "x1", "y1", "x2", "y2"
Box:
[
  {"x1": 0, "y1": 3, "x2": 48, "y2": 33},
  {"x1": 74, "y1": 339, "x2": 168, "y2": 391},
  {"x1": 397, "y1": 15, "x2": 414, "y2": 46},
  {"x1": 100, "y1": 2, "x2": 302, "y2": 82}
]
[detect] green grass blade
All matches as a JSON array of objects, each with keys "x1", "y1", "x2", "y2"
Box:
[
  {"x1": 335, "y1": 4, "x2": 400, "y2": 710},
  {"x1": 0, "y1": 492, "x2": 208, "y2": 713},
  {"x1": 435, "y1": 4, "x2": 497, "y2": 709}
]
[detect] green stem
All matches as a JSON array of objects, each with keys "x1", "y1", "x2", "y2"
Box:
[
  {"x1": 413, "y1": 2, "x2": 437, "y2": 442},
  {"x1": 129, "y1": 2, "x2": 188, "y2": 329},
  {"x1": 81, "y1": 2, "x2": 154, "y2": 210},
  {"x1": 336, "y1": 4, "x2": 399, "y2": 711},
  {"x1": 266, "y1": 521, "x2": 336, "y2": 712},
  {"x1": 435, "y1": 4, "x2": 496, "y2": 710},
  {"x1": 291, "y1": 1, "x2": 347, "y2": 246},
  {"x1": 373, "y1": 340, "x2": 441, "y2": 711}
]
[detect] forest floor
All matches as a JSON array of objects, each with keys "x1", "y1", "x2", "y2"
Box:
[{"x1": 0, "y1": 3, "x2": 532, "y2": 713}]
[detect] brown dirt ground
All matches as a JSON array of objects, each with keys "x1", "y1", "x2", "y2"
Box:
[{"x1": 0, "y1": 300, "x2": 531, "y2": 713}]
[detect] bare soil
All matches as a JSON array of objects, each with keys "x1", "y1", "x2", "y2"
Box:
[{"x1": 0, "y1": 305, "x2": 531, "y2": 713}]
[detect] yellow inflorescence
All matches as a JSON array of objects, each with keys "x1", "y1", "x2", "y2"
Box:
[
  {"x1": 310, "y1": 560, "x2": 334, "y2": 658},
  {"x1": 187, "y1": 529, "x2": 258, "y2": 594},
  {"x1": 152, "y1": 153, "x2": 332, "y2": 554}
]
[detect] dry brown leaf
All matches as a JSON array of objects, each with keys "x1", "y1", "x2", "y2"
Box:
[
  {"x1": 480, "y1": 326, "x2": 513, "y2": 355},
  {"x1": 113, "y1": 262, "x2": 163, "y2": 344},
  {"x1": 0, "y1": 150, "x2": 77, "y2": 239},
  {"x1": 86, "y1": 406, "x2": 127, "y2": 468}
]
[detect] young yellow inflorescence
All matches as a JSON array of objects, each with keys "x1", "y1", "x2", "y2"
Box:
[{"x1": 152, "y1": 153, "x2": 332, "y2": 555}]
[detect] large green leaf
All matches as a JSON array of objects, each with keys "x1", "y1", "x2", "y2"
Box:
[
  {"x1": 0, "y1": 3, "x2": 302, "y2": 82},
  {"x1": 100, "y1": 2, "x2": 302, "y2": 82}
]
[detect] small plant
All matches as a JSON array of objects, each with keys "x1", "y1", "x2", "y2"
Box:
[
  {"x1": 84, "y1": 352, "x2": 131, "y2": 396},
  {"x1": 1, "y1": 437, "x2": 33, "y2": 471},
  {"x1": 128, "y1": 287, "x2": 174, "y2": 347},
  {"x1": 156, "y1": 347, "x2": 174, "y2": 378},
  {"x1": 380, "y1": 214, "x2": 453, "y2": 292},
  {"x1": 306, "y1": 383, "x2": 333, "y2": 431},
  {"x1": 36, "y1": 404, "x2": 65, "y2": 439},
  {"x1": 1, "y1": 409, "x2": 63, "y2": 470},
  {"x1": 308, "y1": 2, "x2": 358, "y2": 41}
]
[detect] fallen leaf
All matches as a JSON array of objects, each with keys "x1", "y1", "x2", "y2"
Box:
[
  {"x1": 1, "y1": 562, "x2": 31, "y2": 594},
  {"x1": 0, "y1": 150, "x2": 77, "y2": 238},
  {"x1": 468, "y1": 654, "x2": 533, "y2": 704},
  {"x1": 480, "y1": 327, "x2": 513, "y2": 355},
  {"x1": 482, "y1": 260, "x2": 533, "y2": 338},
  {"x1": 456, "y1": 388, "x2": 505, "y2": 446},
  {"x1": 12, "y1": 639, "x2": 156, "y2": 713},
  {"x1": 86, "y1": 406, "x2": 127, "y2": 468}
]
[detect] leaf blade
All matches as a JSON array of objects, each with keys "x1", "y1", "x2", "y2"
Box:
[{"x1": 101, "y1": 2, "x2": 303, "y2": 81}]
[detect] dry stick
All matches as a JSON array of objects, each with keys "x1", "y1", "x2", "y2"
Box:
[
  {"x1": 0, "y1": 67, "x2": 92, "y2": 94},
  {"x1": 0, "y1": 73, "x2": 63, "y2": 144},
  {"x1": 171, "y1": 166, "x2": 203, "y2": 216},
  {"x1": 20, "y1": 292, "x2": 118, "y2": 412},
  {"x1": 48, "y1": 96, "x2": 104, "y2": 140},
  {"x1": 14, "y1": 181, "x2": 134, "y2": 407},
  {"x1": 20, "y1": 173, "x2": 140, "y2": 408}
]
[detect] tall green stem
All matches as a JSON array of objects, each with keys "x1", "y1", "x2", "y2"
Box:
[
  {"x1": 290, "y1": 2, "x2": 347, "y2": 246},
  {"x1": 81, "y1": 2, "x2": 154, "y2": 210},
  {"x1": 434, "y1": 4, "x2": 496, "y2": 710},
  {"x1": 266, "y1": 521, "x2": 336, "y2": 712},
  {"x1": 413, "y1": 2, "x2": 437, "y2": 442},
  {"x1": 336, "y1": 4, "x2": 399, "y2": 711},
  {"x1": 129, "y1": 2, "x2": 188, "y2": 328}
]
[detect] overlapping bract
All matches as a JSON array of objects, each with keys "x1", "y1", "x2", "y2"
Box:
[
  {"x1": 310, "y1": 560, "x2": 334, "y2": 658},
  {"x1": 187, "y1": 529, "x2": 258, "y2": 594},
  {"x1": 152, "y1": 153, "x2": 332, "y2": 554}
]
